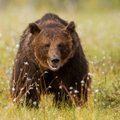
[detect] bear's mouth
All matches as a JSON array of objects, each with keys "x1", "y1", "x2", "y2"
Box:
[{"x1": 47, "y1": 61, "x2": 60, "y2": 71}]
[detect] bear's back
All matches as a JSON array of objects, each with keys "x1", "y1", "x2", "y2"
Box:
[{"x1": 35, "y1": 13, "x2": 68, "y2": 27}]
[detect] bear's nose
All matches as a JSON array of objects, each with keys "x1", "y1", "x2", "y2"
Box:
[{"x1": 51, "y1": 58, "x2": 60, "y2": 64}]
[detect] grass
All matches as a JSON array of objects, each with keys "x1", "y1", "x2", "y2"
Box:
[{"x1": 0, "y1": 7, "x2": 120, "y2": 120}]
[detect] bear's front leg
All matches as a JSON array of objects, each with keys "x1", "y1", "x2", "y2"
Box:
[{"x1": 25, "y1": 84, "x2": 40, "y2": 108}]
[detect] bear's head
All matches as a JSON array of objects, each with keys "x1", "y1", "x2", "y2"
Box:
[{"x1": 29, "y1": 22, "x2": 76, "y2": 71}]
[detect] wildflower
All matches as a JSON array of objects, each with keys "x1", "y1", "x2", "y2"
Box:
[
  {"x1": 24, "y1": 61, "x2": 29, "y2": 65},
  {"x1": 75, "y1": 82, "x2": 78, "y2": 85},
  {"x1": 81, "y1": 80, "x2": 85, "y2": 86},
  {"x1": 33, "y1": 101, "x2": 37, "y2": 106},
  {"x1": 59, "y1": 85, "x2": 62, "y2": 89},
  {"x1": 87, "y1": 88, "x2": 91, "y2": 91},
  {"x1": 27, "y1": 90, "x2": 30, "y2": 94},
  {"x1": 29, "y1": 87, "x2": 33, "y2": 90},
  {"x1": 20, "y1": 68, "x2": 23, "y2": 71},
  {"x1": 27, "y1": 77, "x2": 31, "y2": 81},
  {"x1": 12, "y1": 87, "x2": 15, "y2": 91},
  {"x1": 24, "y1": 72, "x2": 28, "y2": 76},
  {"x1": 94, "y1": 99, "x2": 97, "y2": 102},
  {"x1": 95, "y1": 89, "x2": 99, "y2": 93},
  {"x1": 81, "y1": 80, "x2": 85, "y2": 84},
  {"x1": 88, "y1": 72, "x2": 94, "y2": 77},
  {"x1": 16, "y1": 44, "x2": 19, "y2": 48},
  {"x1": 77, "y1": 107, "x2": 81, "y2": 110},
  {"x1": 20, "y1": 98, "x2": 24, "y2": 103},
  {"x1": 55, "y1": 76, "x2": 58, "y2": 79},
  {"x1": 74, "y1": 90, "x2": 79, "y2": 94},
  {"x1": 102, "y1": 71, "x2": 105, "y2": 74},
  {"x1": 15, "y1": 59, "x2": 18, "y2": 62},
  {"x1": 36, "y1": 87, "x2": 39, "y2": 91},
  {"x1": 44, "y1": 71, "x2": 48, "y2": 74},
  {"x1": 69, "y1": 86, "x2": 73, "y2": 90},
  {"x1": 36, "y1": 84, "x2": 39, "y2": 87},
  {"x1": 102, "y1": 63, "x2": 105, "y2": 66},
  {"x1": 48, "y1": 86, "x2": 52, "y2": 88},
  {"x1": 73, "y1": 94, "x2": 76, "y2": 97},
  {"x1": 13, "y1": 98, "x2": 16, "y2": 102}
]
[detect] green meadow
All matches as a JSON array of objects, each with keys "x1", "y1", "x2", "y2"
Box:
[{"x1": 0, "y1": 1, "x2": 120, "y2": 120}]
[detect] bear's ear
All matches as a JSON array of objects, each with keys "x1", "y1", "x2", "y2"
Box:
[
  {"x1": 29, "y1": 23, "x2": 41, "y2": 35},
  {"x1": 65, "y1": 21, "x2": 75, "y2": 32}
]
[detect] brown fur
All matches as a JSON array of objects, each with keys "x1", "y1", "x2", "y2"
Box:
[{"x1": 10, "y1": 13, "x2": 91, "y2": 107}]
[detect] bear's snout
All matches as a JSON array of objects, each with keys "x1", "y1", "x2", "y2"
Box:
[
  {"x1": 51, "y1": 58, "x2": 60, "y2": 64},
  {"x1": 47, "y1": 55, "x2": 61, "y2": 71}
]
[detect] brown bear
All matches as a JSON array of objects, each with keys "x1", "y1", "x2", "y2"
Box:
[{"x1": 10, "y1": 13, "x2": 91, "y2": 107}]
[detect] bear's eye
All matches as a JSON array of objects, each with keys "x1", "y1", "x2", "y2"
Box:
[
  {"x1": 58, "y1": 43, "x2": 66, "y2": 51},
  {"x1": 44, "y1": 44, "x2": 50, "y2": 49},
  {"x1": 43, "y1": 44, "x2": 50, "y2": 50}
]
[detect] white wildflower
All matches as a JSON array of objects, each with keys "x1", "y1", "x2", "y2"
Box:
[
  {"x1": 73, "y1": 94, "x2": 76, "y2": 97},
  {"x1": 81, "y1": 80, "x2": 85, "y2": 84},
  {"x1": 75, "y1": 82, "x2": 78, "y2": 85},
  {"x1": 20, "y1": 98, "x2": 24, "y2": 103},
  {"x1": 27, "y1": 77, "x2": 31, "y2": 81},
  {"x1": 74, "y1": 90, "x2": 79, "y2": 94},
  {"x1": 55, "y1": 76, "x2": 58, "y2": 79},
  {"x1": 27, "y1": 91, "x2": 30, "y2": 94},
  {"x1": 44, "y1": 71, "x2": 48, "y2": 74},
  {"x1": 69, "y1": 86, "x2": 73, "y2": 90},
  {"x1": 20, "y1": 68, "x2": 23, "y2": 71},
  {"x1": 33, "y1": 101, "x2": 37, "y2": 106},
  {"x1": 29, "y1": 87, "x2": 33, "y2": 90},
  {"x1": 59, "y1": 85, "x2": 62, "y2": 89},
  {"x1": 24, "y1": 73, "x2": 28, "y2": 76},
  {"x1": 13, "y1": 98, "x2": 16, "y2": 102},
  {"x1": 102, "y1": 71, "x2": 105, "y2": 74},
  {"x1": 12, "y1": 87, "x2": 15, "y2": 91},
  {"x1": 87, "y1": 88, "x2": 91, "y2": 91},
  {"x1": 94, "y1": 99, "x2": 97, "y2": 102},
  {"x1": 16, "y1": 44, "x2": 19, "y2": 48},
  {"x1": 88, "y1": 72, "x2": 94, "y2": 77},
  {"x1": 95, "y1": 89, "x2": 99, "y2": 93},
  {"x1": 48, "y1": 86, "x2": 52, "y2": 89},
  {"x1": 24, "y1": 61, "x2": 29, "y2": 65}
]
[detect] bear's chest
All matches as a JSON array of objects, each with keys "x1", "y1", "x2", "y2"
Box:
[{"x1": 40, "y1": 71, "x2": 71, "y2": 91}]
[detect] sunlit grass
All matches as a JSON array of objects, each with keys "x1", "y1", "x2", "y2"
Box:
[{"x1": 0, "y1": 7, "x2": 120, "y2": 120}]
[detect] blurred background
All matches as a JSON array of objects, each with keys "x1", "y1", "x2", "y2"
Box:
[
  {"x1": 0, "y1": 0, "x2": 120, "y2": 37},
  {"x1": 1, "y1": 0, "x2": 120, "y2": 12},
  {"x1": 0, "y1": 0, "x2": 120, "y2": 34}
]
